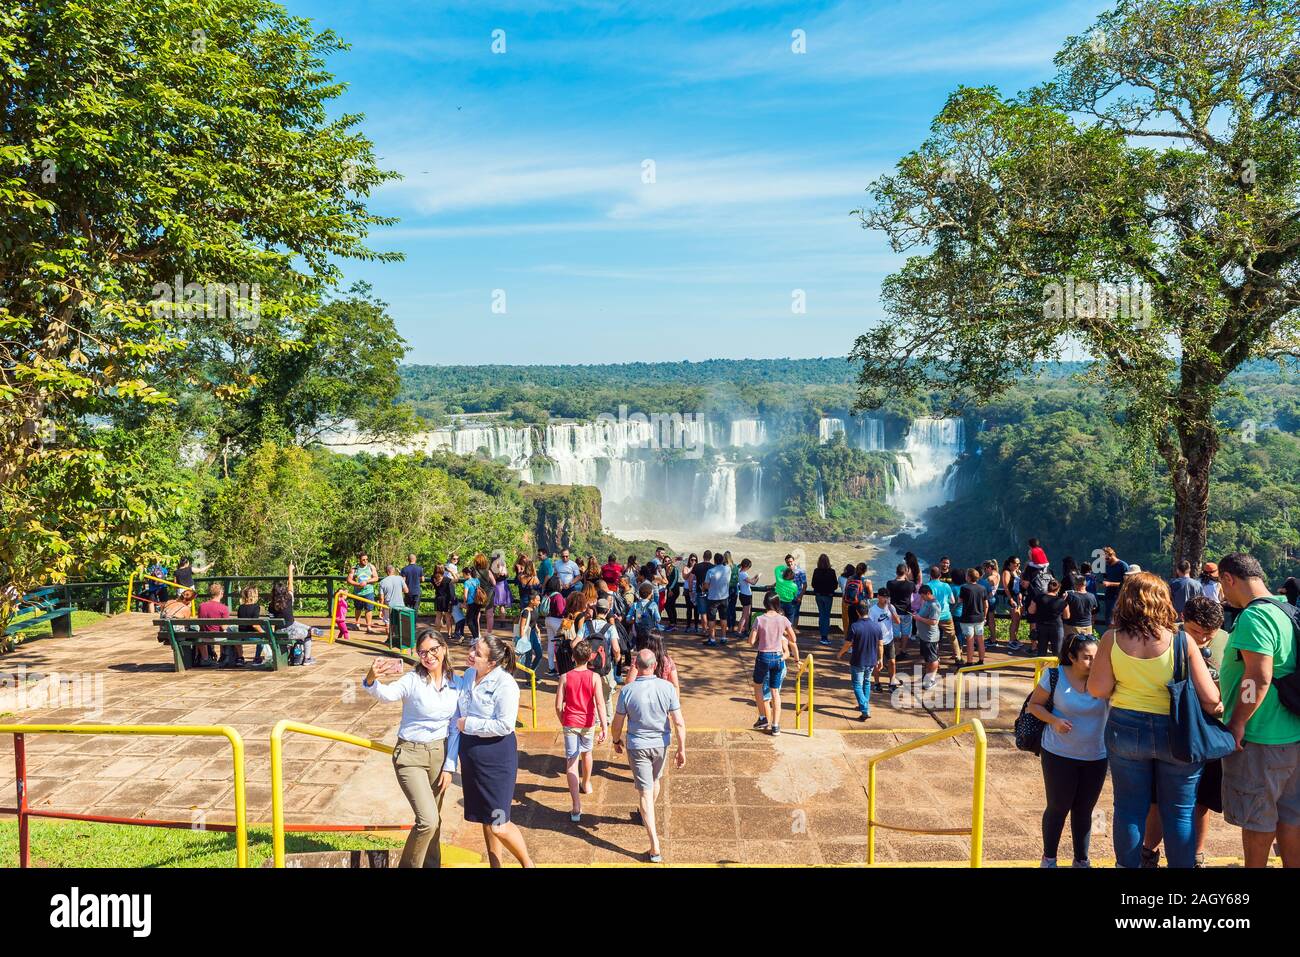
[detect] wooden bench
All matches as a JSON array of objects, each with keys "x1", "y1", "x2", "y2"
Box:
[
  {"x1": 4, "y1": 588, "x2": 75, "y2": 640},
  {"x1": 153, "y1": 617, "x2": 297, "y2": 672}
]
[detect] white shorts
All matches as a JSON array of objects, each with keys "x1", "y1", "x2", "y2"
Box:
[{"x1": 958, "y1": 622, "x2": 984, "y2": 638}]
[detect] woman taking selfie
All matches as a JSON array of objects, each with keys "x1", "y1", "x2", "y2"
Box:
[
  {"x1": 452, "y1": 635, "x2": 534, "y2": 867},
  {"x1": 362, "y1": 628, "x2": 461, "y2": 868}
]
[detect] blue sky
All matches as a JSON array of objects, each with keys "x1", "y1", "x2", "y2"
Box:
[{"x1": 284, "y1": 0, "x2": 1111, "y2": 365}]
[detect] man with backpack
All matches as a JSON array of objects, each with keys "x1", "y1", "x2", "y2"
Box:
[
  {"x1": 541, "y1": 576, "x2": 566, "y2": 676},
  {"x1": 631, "y1": 582, "x2": 662, "y2": 645},
  {"x1": 1216, "y1": 552, "x2": 1300, "y2": 868},
  {"x1": 584, "y1": 598, "x2": 623, "y2": 719}
]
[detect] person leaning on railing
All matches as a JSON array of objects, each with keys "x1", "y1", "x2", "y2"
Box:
[{"x1": 362, "y1": 627, "x2": 461, "y2": 868}]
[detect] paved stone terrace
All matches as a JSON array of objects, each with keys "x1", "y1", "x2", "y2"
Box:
[{"x1": 0, "y1": 613, "x2": 1248, "y2": 865}]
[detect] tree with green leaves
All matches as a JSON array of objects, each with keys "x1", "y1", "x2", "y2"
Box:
[
  {"x1": 853, "y1": 0, "x2": 1300, "y2": 569},
  {"x1": 0, "y1": 0, "x2": 398, "y2": 619}
]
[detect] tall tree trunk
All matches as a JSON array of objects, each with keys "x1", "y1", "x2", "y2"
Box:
[{"x1": 1170, "y1": 420, "x2": 1217, "y2": 572}]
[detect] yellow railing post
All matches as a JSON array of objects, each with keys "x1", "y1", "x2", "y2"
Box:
[
  {"x1": 953, "y1": 656, "x2": 1057, "y2": 724},
  {"x1": 129, "y1": 570, "x2": 197, "y2": 615},
  {"x1": 0, "y1": 723, "x2": 248, "y2": 867},
  {"x1": 270, "y1": 719, "x2": 397, "y2": 868},
  {"x1": 514, "y1": 662, "x2": 538, "y2": 730},
  {"x1": 793, "y1": 654, "x2": 814, "y2": 736},
  {"x1": 867, "y1": 759, "x2": 878, "y2": 864},
  {"x1": 864, "y1": 719, "x2": 987, "y2": 868},
  {"x1": 330, "y1": 589, "x2": 397, "y2": 645},
  {"x1": 970, "y1": 719, "x2": 987, "y2": 868}
]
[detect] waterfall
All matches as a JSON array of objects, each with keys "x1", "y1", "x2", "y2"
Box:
[
  {"x1": 859, "y1": 417, "x2": 885, "y2": 451},
  {"x1": 693, "y1": 465, "x2": 738, "y2": 531},
  {"x1": 425, "y1": 425, "x2": 534, "y2": 469},
  {"x1": 818, "y1": 417, "x2": 846, "y2": 443},
  {"x1": 730, "y1": 418, "x2": 767, "y2": 447},
  {"x1": 753, "y1": 465, "x2": 763, "y2": 514},
  {"x1": 815, "y1": 476, "x2": 827, "y2": 520},
  {"x1": 886, "y1": 416, "x2": 965, "y2": 528}
]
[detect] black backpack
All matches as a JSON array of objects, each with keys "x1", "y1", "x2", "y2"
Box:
[
  {"x1": 588, "y1": 620, "x2": 614, "y2": 677},
  {"x1": 1237, "y1": 597, "x2": 1300, "y2": 717},
  {"x1": 1014, "y1": 667, "x2": 1059, "y2": 754}
]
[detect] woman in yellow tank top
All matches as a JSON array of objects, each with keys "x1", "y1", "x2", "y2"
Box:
[{"x1": 1087, "y1": 571, "x2": 1222, "y2": 868}]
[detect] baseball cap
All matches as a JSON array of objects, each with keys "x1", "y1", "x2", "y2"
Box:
[{"x1": 1201, "y1": 562, "x2": 1218, "y2": 577}]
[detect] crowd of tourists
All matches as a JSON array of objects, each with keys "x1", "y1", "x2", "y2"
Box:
[{"x1": 139, "y1": 538, "x2": 1299, "y2": 870}]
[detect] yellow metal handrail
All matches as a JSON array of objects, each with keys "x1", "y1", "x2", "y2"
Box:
[
  {"x1": 866, "y1": 719, "x2": 987, "y2": 867},
  {"x1": 125, "y1": 569, "x2": 197, "y2": 615},
  {"x1": 270, "y1": 719, "x2": 397, "y2": 868},
  {"x1": 793, "y1": 654, "x2": 815, "y2": 736},
  {"x1": 515, "y1": 662, "x2": 538, "y2": 730},
  {"x1": 329, "y1": 588, "x2": 415, "y2": 647},
  {"x1": 952, "y1": 656, "x2": 1057, "y2": 724},
  {"x1": 1, "y1": 723, "x2": 247, "y2": 867}
]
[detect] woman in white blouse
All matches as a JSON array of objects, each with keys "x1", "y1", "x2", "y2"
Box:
[
  {"x1": 453, "y1": 635, "x2": 534, "y2": 867},
  {"x1": 363, "y1": 629, "x2": 461, "y2": 868}
]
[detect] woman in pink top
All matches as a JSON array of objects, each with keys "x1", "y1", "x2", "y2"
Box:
[
  {"x1": 749, "y1": 593, "x2": 798, "y2": 735},
  {"x1": 554, "y1": 639, "x2": 608, "y2": 822}
]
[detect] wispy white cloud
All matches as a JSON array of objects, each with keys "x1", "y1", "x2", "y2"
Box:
[{"x1": 377, "y1": 145, "x2": 885, "y2": 224}]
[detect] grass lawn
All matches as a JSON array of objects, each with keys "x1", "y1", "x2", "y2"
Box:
[{"x1": 0, "y1": 818, "x2": 404, "y2": 868}]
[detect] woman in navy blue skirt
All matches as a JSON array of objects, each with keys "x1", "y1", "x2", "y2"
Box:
[{"x1": 453, "y1": 635, "x2": 534, "y2": 867}]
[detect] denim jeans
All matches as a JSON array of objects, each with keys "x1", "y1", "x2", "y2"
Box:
[
  {"x1": 815, "y1": 594, "x2": 834, "y2": 639},
  {"x1": 1106, "y1": 706, "x2": 1204, "y2": 868},
  {"x1": 782, "y1": 601, "x2": 799, "y2": 628},
  {"x1": 850, "y1": 666, "x2": 872, "y2": 715}
]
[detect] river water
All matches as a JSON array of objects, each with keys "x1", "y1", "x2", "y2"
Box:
[{"x1": 608, "y1": 526, "x2": 882, "y2": 582}]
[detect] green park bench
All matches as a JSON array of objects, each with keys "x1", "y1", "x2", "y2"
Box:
[
  {"x1": 4, "y1": 587, "x2": 75, "y2": 641},
  {"x1": 153, "y1": 617, "x2": 297, "y2": 672}
]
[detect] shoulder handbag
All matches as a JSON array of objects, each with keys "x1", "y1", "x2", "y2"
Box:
[
  {"x1": 1014, "y1": 667, "x2": 1059, "y2": 754},
  {"x1": 1168, "y1": 627, "x2": 1236, "y2": 763}
]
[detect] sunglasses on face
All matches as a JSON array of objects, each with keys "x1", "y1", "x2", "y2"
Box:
[{"x1": 417, "y1": 647, "x2": 442, "y2": 659}]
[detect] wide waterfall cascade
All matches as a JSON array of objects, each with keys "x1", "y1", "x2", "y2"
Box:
[
  {"x1": 425, "y1": 425, "x2": 535, "y2": 472},
  {"x1": 325, "y1": 413, "x2": 965, "y2": 534}
]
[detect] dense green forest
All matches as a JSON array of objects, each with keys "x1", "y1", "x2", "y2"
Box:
[
  {"x1": 901, "y1": 371, "x2": 1300, "y2": 581},
  {"x1": 398, "y1": 357, "x2": 926, "y2": 428},
  {"x1": 739, "y1": 435, "x2": 902, "y2": 542}
]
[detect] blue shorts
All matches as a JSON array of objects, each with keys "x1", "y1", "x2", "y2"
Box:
[{"x1": 752, "y1": 651, "x2": 787, "y2": 688}]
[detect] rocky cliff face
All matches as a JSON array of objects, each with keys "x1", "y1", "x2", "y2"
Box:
[{"x1": 522, "y1": 485, "x2": 603, "y2": 553}]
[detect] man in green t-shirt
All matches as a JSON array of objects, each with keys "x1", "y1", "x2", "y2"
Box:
[
  {"x1": 1217, "y1": 552, "x2": 1300, "y2": 868},
  {"x1": 772, "y1": 564, "x2": 799, "y2": 627}
]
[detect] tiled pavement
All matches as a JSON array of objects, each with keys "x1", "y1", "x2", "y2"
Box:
[{"x1": 0, "y1": 614, "x2": 1247, "y2": 865}]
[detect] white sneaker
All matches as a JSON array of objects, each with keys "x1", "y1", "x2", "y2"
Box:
[{"x1": 921, "y1": 674, "x2": 937, "y2": 690}]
